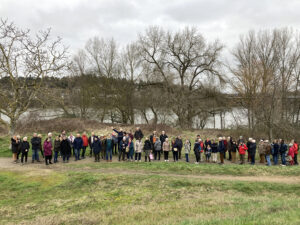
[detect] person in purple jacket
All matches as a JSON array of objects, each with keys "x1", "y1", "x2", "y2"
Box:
[{"x1": 43, "y1": 136, "x2": 53, "y2": 165}]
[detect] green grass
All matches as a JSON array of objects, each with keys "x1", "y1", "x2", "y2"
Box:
[
  {"x1": 67, "y1": 161, "x2": 300, "y2": 177},
  {"x1": 0, "y1": 164, "x2": 300, "y2": 225}
]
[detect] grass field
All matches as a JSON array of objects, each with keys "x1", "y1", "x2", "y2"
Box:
[
  {"x1": 1, "y1": 131, "x2": 300, "y2": 225},
  {"x1": 0, "y1": 158, "x2": 300, "y2": 225}
]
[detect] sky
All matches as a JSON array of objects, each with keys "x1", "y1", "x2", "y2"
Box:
[{"x1": 0, "y1": 0, "x2": 300, "y2": 55}]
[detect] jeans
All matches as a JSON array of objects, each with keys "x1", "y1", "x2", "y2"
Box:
[
  {"x1": 54, "y1": 151, "x2": 59, "y2": 163},
  {"x1": 266, "y1": 155, "x2": 271, "y2": 166},
  {"x1": 74, "y1": 149, "x2": 81, "y2": 160},
  {"x1": 164, "y1": 151, "x2": 169, "y2": 160},
  {"x1": 250, "y1": 154, "x2": 255, "y2": 165},
  {"x1": 32, "y1": 149, "x2": 40, "y2": 162},
  {"x1": 63, "y1": 154, "x2": 70, "y2": 162},
  {"x1": 281, "y1": 153, "x2": 286, "y2": 165},
  {"x1": 185, "y1": 153, "x2": 189, "y2": 162},
  {"x1": 106, "y1": 148, "x2": 112, "y2": 160},
  {"x1": 273, "y1": 154, "x2": 278, "y2": 165},
  {"x1": 81, "y1": 146, "x2": 87, "y2": 158},
  {"x1": 135, "y1": 152, "x2": 141, "y2": 161},
  {"x1": 173, "y1": 151, "x2": 178, "y2": 162},
  {"x1": 154, "y1": 151, "x2": 161, "y2": 160}
]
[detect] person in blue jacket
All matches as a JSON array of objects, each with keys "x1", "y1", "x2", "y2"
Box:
[
  {"x1": 279, "y1": 139, "x2": 287, "y2": 166},
  {"x1": 218, "y1": 137, "x2": 225, "y2": 164},
  {"x1": 112, "y1": 127, "x2": 124, "y2": 153},
  {"x1": 272, "y1": 140, "x2": 279, "y2": 165},
  {"x1": 106, "y1": 134, "x2": 113, "y2": 162},
  {"x1": 73, "y1": 133, "x2": 83, "y2": 161}
]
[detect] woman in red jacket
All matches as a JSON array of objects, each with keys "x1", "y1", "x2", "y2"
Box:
[
  {"x1": 293, "y1": 141, "x2": 298, "y2": 165},
  {"x1": 239, "y1": 142, "x2": 248, "y2": 165},
  {"x1": 288, "y1": 143, "x2": 295, "y2": 165}
]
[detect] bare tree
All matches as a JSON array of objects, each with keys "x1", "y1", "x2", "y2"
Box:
[{"x1": 0, "y1": 19, "x2": 68, "y2": 134}]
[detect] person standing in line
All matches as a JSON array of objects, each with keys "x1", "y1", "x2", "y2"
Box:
[
  {"x1": 211, "y1": 140, "x2": 218, "y2": 163},
  {"x1": 21, "y1": 137, "x2": 30, "y2": 164},
  {"x1": 143, "y1": 137, "x2": 152, "y2": 162},
  {"x1": 119, "y1": 136, "x2": 127, "y2": 161},
  {"x1": 92, "y1": 137, "x2": 101, "y2": 162},
  {"x1": 184, "y1": 139, "x2": 191, "y2": 162},
  {"x1": 101, "y1": 135, "x2": 107, "y2": 160},
  {"x1": 43, "y1": 137, "x2": 53, "y2": 165},
  {"x1": 31, "y1": 133, "x2": 41, "y2": 163},
  {"x1": 288, "y1": 143, "x2": 295, "y2": 165},
  {"x1": 106, "y1": 134, "x2": 113, "y2": 162},
  {"x1": 293, "y1": 140, "x2": 298, "y2": 165},
  {"x1": 154, "y1": 138, "x2": 162, "y2": 161},
  {"x1": 11, "y1": 135, "x2": 20, "y2": 163},
  {"x1": 81, "y1": 132, "x2": 89, "y2": 159},
  {"x1": 160, "y1": 131, "x2": 168, "y2": 151},
  {"x1": 88, "y1": 132, "x2": 96, "y2": 157},
  {"x1": 246, "y1": 138, "x2": 252, "y2": 162},
  {"x1": 16, "y1": 135, "x2": 21, "y2": 162},
  {"x1": 60, "y1": 136, "x2": 71, "y2": 163},
  {"x1": 135, "y1": 139, "x2": 143, "y2": 162},
  {"x1": 258, "y1": 140, "x2": 265, "y2": 163},
  {"x1": 112, "y1": 132, "x2": 118, "y2": 155},
  {"x1": 248, "y1": 139, "x2": 256, "y2": 165},
  {"x1": 231, "y1": 140, "x2": 238, "y2": 163},
  {"x1": 279, "y1": 140, "x2": 287, "y2": 166},
  {"x1": 227, "y1": 137, "x2": 232, "y2": 161},
  {"x1": 264, "y1": 140, "x2": 272, "y2": 166},
  {"x1": 194, "y1": 139, "x2": 201, "y2": 164},
  {"x1": 163, "y1": 138, "x2": 170, "y2": 162},
  {"x1": 127, "y1": 137, "x2": 135, "y2": 162},
  {"x1": 205, "y1": 142, "x2": 212, "y2": 162},
  {"x1": 53, "y1": 136, "x2": 61, "y2": 163},
  {"x1": 218, "y1": 137, "x2": 225, "y2": 164},
  {"x1": 175, "y1": 136, "x2": 183, "y2": 160},
  {"x1": 272, "y1": 139, "x2": 279, "y2": 165},
  {"x1": 73, "y1": 134, "x2": 83, "y2": 161},
  {"x1": 238, "y1": 141, "x2": 248, "y2": 165},
  {"x1": 112, "y1": 127, "x2": 124, "y2": 154},
  {"x1": 223, "y1": 137, "x2": 228, "y2": 160},
  {"x1": 68, "y1": 133, "x2": 75, "y2": 157},
  {"x1": 37, "y1": 134, "x2": 44, "y2": 159}
]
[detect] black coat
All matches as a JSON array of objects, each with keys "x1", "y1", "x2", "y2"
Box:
[
  {"x1": 31, "y1": 137, "x2": 41, "y2": 150},
  {"x1": 21, "y1": 141, "x2": 30, "y2": 153},
  {"x1": 160, "y1": 134, "x2": 168, "y2": 145},
  {"x1": 143, "y1": 140, "x2": 152, "y2": 151},
  {"x1": 248, "y1": 143, "x2": 256, "y2": 156},
  {"x1": 60, "y1": 139, "x2": 71, "y2": 155},
  {"x1": 174, "y1": 138, "x2": 183, "y2": 150},
  {"x1": 92, "y1": 140, "x2": 102, "y2": 154},
  {"x1": 11, "y1": 138, "x2": 20, "y2": 153}
]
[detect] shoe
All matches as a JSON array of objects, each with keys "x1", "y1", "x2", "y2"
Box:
[{"x1": 49, "y1": 162, "x2": 53, "y2": 164}]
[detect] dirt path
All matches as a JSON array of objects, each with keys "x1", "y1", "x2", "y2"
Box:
[{"x1": 0, "y1": 157, "x2": 299, "y2": 184}]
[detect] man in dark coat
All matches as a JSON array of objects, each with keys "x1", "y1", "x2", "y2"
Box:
[
  {"x1": 175, "y1": 136, "x2": 183, "y2": 159},
  {"x1": 134, "y1": 127, "x2": 144, "y2": 140},
  {"x1": 31, "y1": 133, "x2": 41, "y2": 163}
]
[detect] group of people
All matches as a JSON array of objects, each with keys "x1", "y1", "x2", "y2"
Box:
[{"x1": 10, "y1": 127, "x2": 299, "y2": 166}]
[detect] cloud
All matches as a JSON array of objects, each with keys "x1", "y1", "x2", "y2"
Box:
[{"x1": 0, "y1": 0, "x2": 300, "y2": 54}]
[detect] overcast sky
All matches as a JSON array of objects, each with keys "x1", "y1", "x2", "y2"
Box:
[{"x1": 1, "y1": 0, "x2": 300, "y2": 54}]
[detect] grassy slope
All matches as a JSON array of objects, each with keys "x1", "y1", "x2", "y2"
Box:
[{"x1": 0, "y1": 163, "x2": 300, "y2": 225}]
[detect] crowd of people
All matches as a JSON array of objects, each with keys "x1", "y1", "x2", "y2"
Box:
[{"x1": 10, "y1": 127, "x2": 299, "y2": 166}]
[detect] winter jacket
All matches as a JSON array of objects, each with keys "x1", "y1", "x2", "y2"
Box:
[
  {"x1": 163, "y1": 141, "x2": 170, "y2": 152},
  {"x1": 134, "y1": 130, "x2": 144, "y2": 140},
  {"x1": 272, "y1": 143, "x2": 279, "y2": 155},
  {"x1": 88, "y1": 135, "x2": 96, "y2": 147},
  {"x1": 194, "y1": 142, "x2": 201, "y2": 152},
  {"x1": 160, "y1": 134, "x2": 168, "y2": 145},
  {"x1": 231, "y1": 143, "x2": 238, "y2": 153},
  {"x1": 60, "y1": 139, "x2": 71, "y2": 156},
  {"x1": 106, "y1": 138, "x2": 113, "y2": 151},
  {"x1": 11, "y1": 138, "x2": 20, "y2": 153},
  {"x1": 143, "y1": 140, "x2": 152, "y2": 151},
  {"x1": 111, "y1": 135, "x2": 118, "y2": 145},
  {"x1": 73, "y1": 137, "x2": 83, "y2": 150},
  {"x1": 211, "y1": 143, "x2": 218, "y2": 153},
  {"x1": 248, "y1": 143, "x2": 256, "y2": 156},
  {"x1": 239, "y1": 144, "x2": 248, "y2": 155},
  {"x1": 135, "y1": 141, "x2": 143, "y2": 153},
  {"x1": 279, "y1": 143, "x2": 287, "y2": 154},
  {"x1": 128, "y1": 141, "x2": 134, "y2": 155},
  {"x1": 288, "y1": 146, "x2": 295, "y2": 158},
  {"x1": 174, "y1": 138, "x2": 183, "y2": 150},
  {"x1": 205, "y1": 140, "x2": 211, "y2": 150},
  {"x1": 21, "y1": 141, "x2": 30, "y2": 153},
  {"x1": 258, "y1": 143, "x2": 265, "y2": 155},
  {"x1": 43, "y1": 140, "x2": 52, "y2": 156},
  {"x1": 184, "y1": 143, "x2": 191, "y2": 154},
  {"x1": 265, "y1": 145, "x2": 272, "y2": 156},
  {"x1": 54, "y1": 140, "x2": 61, "y2": 152},
  {"x1": 218, "y1": 141, "x2": 225, "y2": 153},
  {"x1": 92, "y1": 139, "x2": 101, "y2": 154},
  {"x1": 101, "y1": 139, "x2": 106, "y2": 151},
  {"x1": 154, "y1": 140, "x2": 162, "y2": 151},
  {"x1": 31, "y1": 137, "x2": 41, "y2": 150},
  {"x1": 82, "y1": 135, "x2": 89, "y2": 147}
]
